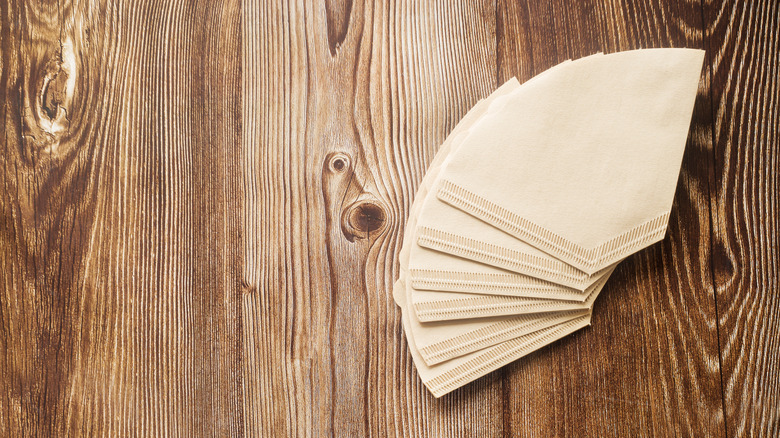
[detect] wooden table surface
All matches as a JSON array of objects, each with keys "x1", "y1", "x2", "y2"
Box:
[{"x1": 1, "y1": 0, "x2": 778, "y2": 436}]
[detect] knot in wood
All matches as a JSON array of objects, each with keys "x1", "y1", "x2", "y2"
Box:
[
  {"x1": 342, "y1": 199, "x2": 387, "y2": 241},
  {"x1": 41, "y1": 68, "x2": 69, "y2": 120},
  {"x1": 22, "y1": 38, "x2": 78, "y2": 163},
  {"x1": 327, "y1": 152, "x2": 350, "y2": 173},
  {"x1": 35, "y1": 38, "x2": 77, "y2": 138}
]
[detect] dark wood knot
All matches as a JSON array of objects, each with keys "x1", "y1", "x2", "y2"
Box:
[
  {"x1": 327, "y1": 152, "x2": 350, "y2": 173},
  {"x1": 325, "y1": 0, "x2": 354, "y2": 55},
  {"x1": 341, "y1": 198, "x2": 387, "y2": 242}
]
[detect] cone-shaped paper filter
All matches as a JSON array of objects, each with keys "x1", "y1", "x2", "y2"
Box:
[{"x1": 436, "y1": 49, "x2": 704, "y2": 274}]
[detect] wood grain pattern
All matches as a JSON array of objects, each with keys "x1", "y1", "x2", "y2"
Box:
[
  {"x1": 0, "y1": 0, "x2": 242, "y2": 435},
  {"x1": 1, "y1": 0, "x2": 777, "y2": 435},
  {"x1": 705, "y1": 0, "x2": 780, "y2": 435}
]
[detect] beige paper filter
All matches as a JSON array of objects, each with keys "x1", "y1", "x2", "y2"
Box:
[{"x1": 437, "y1": 48, "x2": 705, "y2": 275}]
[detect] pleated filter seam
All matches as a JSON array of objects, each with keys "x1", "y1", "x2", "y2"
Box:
[
  {"x1": 409, "y1": 276, "x2": 586, "y2": 301},
  {"x1": 414, "y1": 296, "x2": 582, "y2": 321},
  {"x1": 408, "y1": 269, "x2": 586, "y2": 301},
  {"x1": 427, "y1": 315, "x2": 591, "y2": 397},
  {"x1": 413, "y1": 271, "x2": 609, "y2": 322},
  {"x1": 437, "y1": 179, "x2": 670, "y2": 272},
  {"x1": 416, "y1": 228, "x2": 608, "y2": 290},
  {"x1": 419, "y1": 309, "x2": 588, "y2": 363}
]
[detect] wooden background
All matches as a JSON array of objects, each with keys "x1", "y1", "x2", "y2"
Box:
[{"x1": 1, "y1": 0, "x2": 777, "y2": 436}]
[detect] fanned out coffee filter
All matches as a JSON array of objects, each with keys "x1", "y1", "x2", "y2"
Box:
[
  {"x1": 393, "y1": 49, "x2": 700, "y2": 398},
  {"x1": 437, "y1": 49, "x2": 704, "y2": 275}
]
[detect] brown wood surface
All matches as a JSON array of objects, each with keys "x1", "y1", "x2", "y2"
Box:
[{"x1": 1, "y1": 0, "x2": 778, "y2": 436}]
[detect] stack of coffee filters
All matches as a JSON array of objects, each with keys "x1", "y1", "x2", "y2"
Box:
[{"x1": 393, "y1": 49, "x2": 704, "y2": 397}]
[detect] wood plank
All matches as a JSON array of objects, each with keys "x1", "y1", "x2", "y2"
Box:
[
  {"x1": 0, "y1": 0, "x2": 243, "y2": 435},
  {"x1": 704, "y1": 0, "x2": 780, "y2": 435},
  {"x1": 240, "y1": 0, "x2": 518, "y2": 435},
  {"x1": 495, "y1": 0, "x2": 725, "y2": 435}
]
